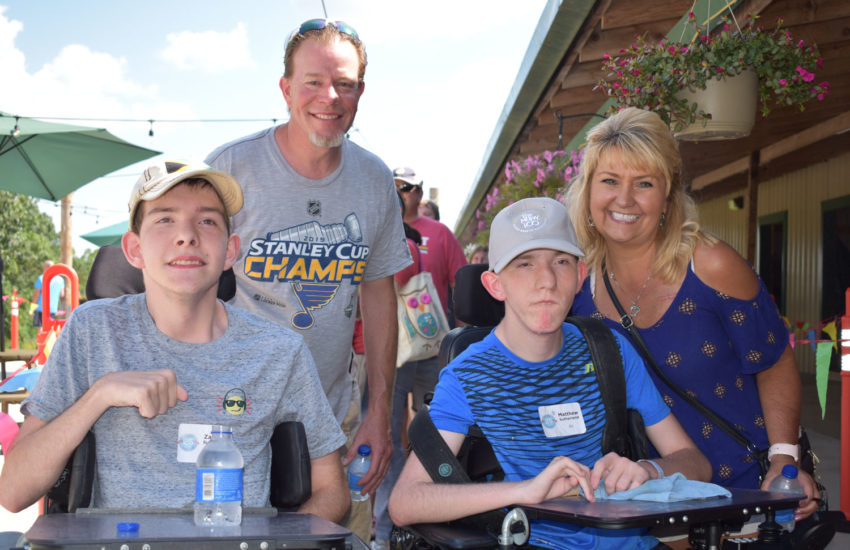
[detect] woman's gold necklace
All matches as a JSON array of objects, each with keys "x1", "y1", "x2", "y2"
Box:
[{"x1": 609, "y1": 271, "x2": 652, "y2": 318}]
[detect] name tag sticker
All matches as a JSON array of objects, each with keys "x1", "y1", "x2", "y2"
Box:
[
  {"x1": 177, "y1": 423, "x2": 213, "y2": 463},
  {"x1": 538, "y1": 402, "x2": 586, "y2": 438}
]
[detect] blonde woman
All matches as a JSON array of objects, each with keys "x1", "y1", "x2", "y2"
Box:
[{"x1": 567, "y1": 108, "x2": 817, "y2": 520}]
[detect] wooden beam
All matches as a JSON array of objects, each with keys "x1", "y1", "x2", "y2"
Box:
[
  {"x1": 761, "y1": 111, "x2": 850, "y2": 164},
  {"x1": 690, "y1": 111, "x2": 850, "y2": 190},
  {"x1": 692, "y1": 157, "x2": 751, "y2": 190}
]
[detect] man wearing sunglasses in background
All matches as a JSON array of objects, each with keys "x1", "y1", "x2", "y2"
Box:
[
  {"x1": 206, "y1": 19, "x2": 411, "y2": 541},
  {"x1": 370, "y1": 167, "x2": 467, "y2": 550}
]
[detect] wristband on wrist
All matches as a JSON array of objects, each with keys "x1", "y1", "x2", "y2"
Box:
[
  {"x1": 767, "y1": 443, "x2": 800, "y2": 462},
  {"x1": 638, "y1": 459, "x2": 664, "y2": 479}
]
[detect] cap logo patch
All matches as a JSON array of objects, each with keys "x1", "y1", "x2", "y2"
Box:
[{"x1": 514, "y1": 209, "x2": 546, "y2": 233}]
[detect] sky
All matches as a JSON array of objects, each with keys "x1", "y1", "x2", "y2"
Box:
[{"x1": 0, "y1": 0, "x2": 549, "y2": 254}]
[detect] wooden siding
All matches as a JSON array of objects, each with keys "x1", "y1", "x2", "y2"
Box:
[{"x1": 697, "y1": 151, "x2": 850, "y2": 374}]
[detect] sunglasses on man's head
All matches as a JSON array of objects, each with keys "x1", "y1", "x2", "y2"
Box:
[
  {"x1": 397, "y1": 183, "x2": 422, "y2": 193},
  {"x1": 286, "y1": 18, "x2": 360, "y2": 50}
]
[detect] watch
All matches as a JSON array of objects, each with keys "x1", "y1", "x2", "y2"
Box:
[{"x1": 767, "y1": 443, "x2": 800, "y2": 462}]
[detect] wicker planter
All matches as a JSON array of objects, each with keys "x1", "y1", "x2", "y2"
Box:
[{"x1": 674, "y1": 69, "x2": 758, "y2": 141}]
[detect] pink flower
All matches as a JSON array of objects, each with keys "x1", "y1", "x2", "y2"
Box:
[
  {"x1": 716, "y1": 67, "x2": 725, "y2": 73},
  {"x1": 778, "y1": 79, "x2": 787, "y2": 86},
  {"x1": 603, "y1": 53, "x2": 611, "y2": 59},
  {"x1": 796, "y1": 66, "x2": 815, "y2": 82},
  {"x1": 817, "y1": 93, "x2": 825, "y2": 101},
  {"x1": 681, "y1": 47, "x2": 689, "y2": 54},
  {"x1": 667, "y1": 45, "x2": 676, "y2": 55},
  {"x1": 817, "y1": 57, "x2": 823, "y2": 68}
]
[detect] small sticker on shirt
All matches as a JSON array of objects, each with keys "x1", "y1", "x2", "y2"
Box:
[
  {"x1": 538, "y1": 403, "x2": 587, "y2": 438},
  {"x1": 177, "y1": 423, "x2": 213, "y2": 463}
]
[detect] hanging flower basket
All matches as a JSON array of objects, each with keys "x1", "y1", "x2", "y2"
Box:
[
  {"x1": 675, "y1": 69, "x2": 758, "y2": 140},
  {"x1": 596, "y1": 13, "x2": 830, "y2": 138}
]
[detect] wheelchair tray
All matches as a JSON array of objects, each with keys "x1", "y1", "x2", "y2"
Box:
[
  {"x1": 520, "y1": 488, "x2": 800, "y2": 531},
  {"x1": 25, "y1": 510, "x2": 351, "y2": 550}
]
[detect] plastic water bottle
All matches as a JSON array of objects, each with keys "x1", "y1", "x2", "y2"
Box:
[
  {"x1": 194, "y1": 425, "x2": 244, "y2": 526},
  {"x1": 348, "y1": 444, "x2": 371, "y2": 502},
  {"x1": 768, "y1": 464, "x2": 803, "y2": 533}
]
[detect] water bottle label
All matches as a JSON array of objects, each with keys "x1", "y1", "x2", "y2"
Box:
[
  {"x1": 348, "y1": 472, "x2": 364, "y2": 492},
  {"x1": 196, "y1": 468, "x2": 243, "y2": 502}
]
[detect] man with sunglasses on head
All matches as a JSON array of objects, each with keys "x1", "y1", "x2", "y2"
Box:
[{"x1": 206, "y1": 19, "x2": 411, "y2": 541}]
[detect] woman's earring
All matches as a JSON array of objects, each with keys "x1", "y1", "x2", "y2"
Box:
[
  {"x1": 588, "y1": 215, "x2": 595, "y2": 228},
  {"x1": 659, "y1": 212, "x2": 667, "y2": 227}
]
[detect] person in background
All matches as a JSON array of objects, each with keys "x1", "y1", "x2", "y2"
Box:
[
  {"x1": 418, "y1": 199, "x2": 440, "y2": 221},
  {"x1": 567, "y1": 107, "x2": 817, "y2": 520},
  {"x1": 205, "y1": 19, "x2": 410, "y2": 541},
  {"x1": 389, "y1": 197, "x2": 710, "y2": 550},
  {"x1": 468, "y1": 245, "x2": 489, "y2": 265},
  {"x1": 371, "y1": 170, "x2": 467, "y2": 550},
  {"x1": 0, "y1": 161, "x2": 348, "y2": 522},
  {"x1": 31, "y1": 260, "x2": 65, "y2": 327}
]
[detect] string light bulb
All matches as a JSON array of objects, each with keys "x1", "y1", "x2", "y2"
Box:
[
  {"x1": 11, "y1": 116, "x2": 20, "y2": 137},
  {"x1": 148, "y1": 119, "x2": 154, "y2": 137}
]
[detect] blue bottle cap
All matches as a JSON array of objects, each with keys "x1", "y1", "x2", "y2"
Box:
[
  {"x1": 781, "y1": 464, "x2": 798, "y2": 479},
  {"x1": 357, "y1": 444, "x2": 371, "y2": 456},
  {"x1": 117, "y1": 522, "x2": 139, "y2": 532}
]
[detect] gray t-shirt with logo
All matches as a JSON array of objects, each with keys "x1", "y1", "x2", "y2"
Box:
[
  {"x1": 206, "y1": 130, "x2": 411, "y2": 421},
  {"x1": 23, "y1": 293, "x2": 345, "y2": 509}
]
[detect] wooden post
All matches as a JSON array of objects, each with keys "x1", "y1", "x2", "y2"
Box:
[
  {"x1": 745, "y1": 151, "x2": 759, "y2": 264},
  {"x1": 60, "y1": 193, "x2": 73, "y2": 267}
]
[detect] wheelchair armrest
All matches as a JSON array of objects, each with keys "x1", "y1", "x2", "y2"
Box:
[
  {"x1": 45, "y1": 430, "x2": 96, "y2": 514},
  {"x1": 270, "y1": 421, "x2": 312, "y2": 510}
]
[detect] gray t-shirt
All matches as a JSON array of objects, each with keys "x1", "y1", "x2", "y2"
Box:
[
  {"x1": 23, "y1": 293, "x2": 345, "y2": 509},
  {"x1": 206, "y1": 129, "x2": 411, "y2": 420}
]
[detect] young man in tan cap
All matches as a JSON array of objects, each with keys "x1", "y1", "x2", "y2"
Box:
[
  {"x1": 0, "y1": 161, "x2": 348, "y2": 523},
  {"x1": 389, "y1": 197, "x2": 710, "y2": 550}
]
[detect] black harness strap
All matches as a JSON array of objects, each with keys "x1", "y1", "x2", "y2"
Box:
[{"x1": 566, "y1": 317, "x2": 629, "y2": 457}]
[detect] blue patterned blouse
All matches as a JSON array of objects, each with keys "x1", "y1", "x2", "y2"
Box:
[{"x1": 572, "y1": 263, "x2": 789, "y2": 488}]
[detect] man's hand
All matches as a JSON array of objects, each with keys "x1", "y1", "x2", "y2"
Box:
[
  {"x1": 519, "y1": 455, "x2": 594, "y2": 504},
  {"x1": 343, "y1": 405, "x2": 391, "y2": 495},
  {"x1": 590, "y1": 452, "x2": 651, "y2": 495},
  {"x1": 760, "y1": 458, "x2": 819, "y2": 520},
  {"x1": 93, "y1": 369, "x2": 188, "y2": 418}
]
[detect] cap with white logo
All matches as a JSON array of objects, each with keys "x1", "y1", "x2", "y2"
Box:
[{"x1": 488, "y1": 197, "x2": 583, "y2": 273}]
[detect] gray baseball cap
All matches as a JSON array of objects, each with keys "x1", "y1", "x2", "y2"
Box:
[{"x1": 488, "y1": 197, "x2": 584, "y2": 273}]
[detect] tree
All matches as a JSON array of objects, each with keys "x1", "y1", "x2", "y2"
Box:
[
  {"x1": 1, "y1": 191, "x2": 101, "y2": 349},
  {"x1": 1, "y1": 191, "x2": 61, "y2": 347}
]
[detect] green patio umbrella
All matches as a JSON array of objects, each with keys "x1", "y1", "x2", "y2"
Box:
[
  {"x1": 0, "y1": 111, "x2": 159, "y2": 200},
  {"x1": 81, "y1": 220, "x2": 129, "y2": 247}
]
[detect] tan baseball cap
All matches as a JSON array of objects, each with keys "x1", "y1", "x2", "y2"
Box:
[
  {"x1": 488, "y1": 197, "x2": 584, "y2": 273},
  {"x1": 128, "y1": 161, "x2": 243, "y2": 231}
]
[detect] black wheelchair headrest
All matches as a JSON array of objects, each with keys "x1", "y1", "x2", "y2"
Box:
[
  {"x1": 85, "y1": 245, "x2": 236, "y2": 301},
  {"x1": 452, "y1": 263, "x2": 504, "y2": 327}
]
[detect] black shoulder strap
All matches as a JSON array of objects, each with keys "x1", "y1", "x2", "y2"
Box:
[
  {"x1": 565, "y1": 316, "x2": 629, "y2": 457},
  {"x1": 408, "y1": 408, "x2": 471, "y2": 484},
  {"x1": 408, "y1": 409, "x2": 506, "y2": 534}
]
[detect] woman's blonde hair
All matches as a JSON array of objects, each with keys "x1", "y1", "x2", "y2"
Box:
[{"x1": 565, "y1": 108, "x2": 713, "y2": 283}]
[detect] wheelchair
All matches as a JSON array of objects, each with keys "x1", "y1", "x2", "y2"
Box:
[
  {"x1": 390, "y1": 264, "x2": 838, "y2": 550},
  {"x1": 11, "y1": 245, "x2": 366, "y2": 550}
]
